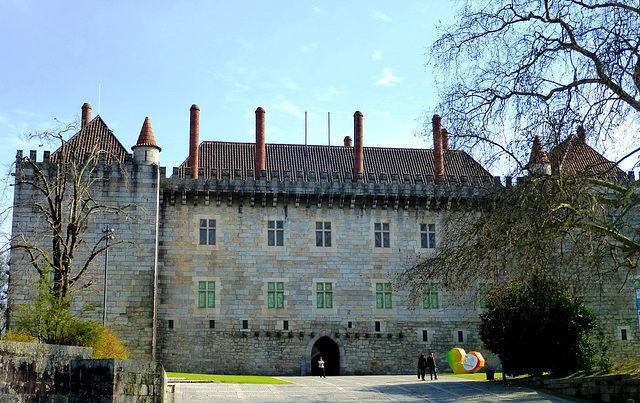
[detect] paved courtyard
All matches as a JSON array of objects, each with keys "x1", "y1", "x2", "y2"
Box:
[{"x1": 169, "y1": 375, "x2": 585, "y2": 402}]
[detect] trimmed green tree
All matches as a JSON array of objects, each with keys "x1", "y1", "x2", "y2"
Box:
[{"x1": 479, "y1": 271, "x2": 597, "y2": 376}]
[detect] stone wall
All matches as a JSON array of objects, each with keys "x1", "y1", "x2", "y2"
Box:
[
  {"x1": 0, "y1": 341, "x2": 166, "y2": 402},
  {"x1": 526, "y1": 375, "x2": 640, "y2": 402},
  {"x1": 0, "y1": 340, "x2": 92, "y2": 401},
  {"x1": 8, "y1": 154, "x2": 161, "y2": 361},
  {"x1": 69, "y1": 359, "x2": 166, "y2": 403},
  {"x1": 156, "y1": 184, "x2": 497, "y2": 375}
]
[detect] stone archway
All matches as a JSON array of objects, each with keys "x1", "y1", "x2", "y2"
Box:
[{"x1": 310, "y1": 336, "x2": 340, "y2": 376}]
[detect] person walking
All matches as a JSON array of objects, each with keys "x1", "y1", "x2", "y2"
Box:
[
  {"x1": 417, "y1": 353, "x2": 427, "y2": 380},
  {"x1": 426, "y1": 352, "x2": 437, "y2": 380},
  {"x1": 318, "y1": 356, "x2": 326, "y2": 378}
]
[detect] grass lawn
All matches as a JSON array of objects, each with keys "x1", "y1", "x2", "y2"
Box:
[
  {"x1": 166, "y1": 372, "x2": 293, "y2": 384},
  {"x1": 167, "y1": 371, "x2": 500, "y2": 384},
  {"x1": 441, "y1": 372, "x2": 502, "y2": 381}
]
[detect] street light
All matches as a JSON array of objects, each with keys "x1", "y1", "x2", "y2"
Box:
[{"x1": 102, "y1": 226, "x2": 115, "y2": 326}]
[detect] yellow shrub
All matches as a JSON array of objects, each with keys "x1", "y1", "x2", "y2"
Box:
[
  {"x1": 91, "y1": 327, "x2": 129, "y2": 359},
  {"x1": 3, "y1": 329, "x2": 37, "y2": 343}
]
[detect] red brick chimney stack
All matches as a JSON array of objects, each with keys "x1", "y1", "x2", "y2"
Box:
[
  {"x1": 81, "y1": 103, "x2": 92, "y2": 128},
  {"x1": 344, "y1": 136, "x2": 353, "y2": 147},
  {"x1": 441, "y1": 128, "x2": 449, "y2": 150},
  {"x1": 255, "y1": 107, "x2": 266, "y2": 180},
  {"x1": 433, "y1": 114, "x2": 444, "y2": 182},
  {"x1": 189, "y1": 104, "x2": 200, "y2": 179},
  {"x1": 353, "y1": 111, "x2": 364, "y2": 179},
  {"x1": 577, "y1": 125, "x2": 586, "y2": 143}
]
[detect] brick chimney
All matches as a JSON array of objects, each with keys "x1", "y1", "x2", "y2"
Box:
[
  {"x1": 81, "y1": 103, "x2": 92, "y2": 128},
  {"x1": 189, "y1": 104, "x2": 200, "y2": 179},
  {"x1": 353, "y1": 111, "x2": 364, "y2": 180},
  {"x1": 433, "y1": 114, "x2": 444, "y2": 182},
  {"x1": 255, "y1": 107, "x2": 266, "y2": 180},
  {"x1": 577, "y1": 125, "x2": 586, "y2": 143},
  {"x1": 441, "y1": 128, "x2": 449, "y2": 150},
  {"x1": 344, "y1": 136, "x2": 353, "y2": 147}
]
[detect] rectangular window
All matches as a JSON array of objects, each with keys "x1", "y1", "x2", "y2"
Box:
[
  {"x1": 621, "y1": 329, "x2": 628, "y2": 341},
  {"x1": 209, "y1": 320, "x2": 215, "y2": 329},
  {"x1": 315, "y1": 221, "x2": 332, "y2": 247},
  {"x1": 242, "y1": 320, "x2": 248, "y2": 329},
  {"x1": 374, "y1": 321, "x2": 381, "y2": 332},
  {"x1": 199, "y1": 219, "x2": 216, "y2": 245},
  {"x1": 374, "y1": 223, "x2": 390, "y2": 248},
  {"x1": 283, "y1": 320, "x2": 289, "y2": 331},
  {"x1": 316, "y1": 282, "x2": 333, "y2": 308},
  {"x1": 422, "y1": 283, "x2": 439, "y2": 309},
  {"x1": 479, "y1": 283, "x2": 488, "y2": 309},
  {"x1": 348, "y1": 321, "x2": 353, "y2": 329},
  {"x1": 376, "y1": 282, "x2": 393, "y2": 309},
  {"x1": 168, "y1": 320, "x2": 174, "y2": 329},
  {"x1": 458, "y1": 330, "x2": 464, "y2": 343},
  {"x1": 267, "y1": 282, "x2": 285, "y2": 308},
  {"x1": 198, "y1": 281, "x2": 216, "y2": 308},
  {"x1": 420, "y1": 224, "x2": 436, "y2": 249},
  {"x1": 267, "y1": 220, "x2": 284, "y2": 246},
  {"x1": 422, "y1": 330, "x2": 428, "y2": 342}
]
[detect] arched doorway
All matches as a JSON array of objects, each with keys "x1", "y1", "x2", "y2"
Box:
[{"x1": 310, "y1": 336, "x2": 340, "y2": 376}]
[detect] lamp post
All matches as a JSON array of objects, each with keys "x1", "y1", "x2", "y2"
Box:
[{"x1": 102, "y1": 226, "x2": 115, "y2": 326}]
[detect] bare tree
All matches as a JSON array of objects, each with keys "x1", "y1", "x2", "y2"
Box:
[
  {"x1": 400, "y1": 172, "x2": 640, "y2": 297},
  {"x1": 10, "y1": 121, "x2": 131, "y2": 305},
  {"x1": 427, "y1": 0, "x2": 640, "y2": 172}
]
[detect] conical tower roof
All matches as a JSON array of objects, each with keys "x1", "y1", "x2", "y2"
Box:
[{"x1": 132, "y1": 117, "x2": 162, "y2": 151}]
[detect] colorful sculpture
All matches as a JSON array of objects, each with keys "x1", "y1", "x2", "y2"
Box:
[{"x1": 445, "y1": 348, "x2": 485, "y2": 374}]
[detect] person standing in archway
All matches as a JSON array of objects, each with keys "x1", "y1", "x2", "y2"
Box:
[{"x1": 318, "y1": 356, "x2": 326, "y2": 378}]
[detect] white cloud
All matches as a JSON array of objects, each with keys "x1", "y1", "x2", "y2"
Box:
[
  {"x1": 317, "y1": 86, "x2": 340, "y2": 102},
  {"x1": 270, "y1": 98, "x2": 304, "y2": 119},
  {"x1": 372, "y1": 10, "x2": 391, "y2": 21},
  {"x1": 374, "y1": 68, "x2": 403, "y2": 86},
  {"x1": 313, "y1": 6, "x2": 323, "y2": 14},
  {"x1": 372, "y1": 49, "x2": 383, "y2": 61},
  {"x1": 236, "y1": 38, "x2": 255, "y2": 52},
  {"x1": 281, "y1": 77, "x2": 298, "y2": 90}
]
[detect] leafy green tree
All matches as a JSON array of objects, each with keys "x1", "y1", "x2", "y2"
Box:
[
  {"x1": 479, "y1": 272, "x2": 597, "y2": 376},
  {"x1": 12, "y1": 271, "x2": 101, "y2": 346}
]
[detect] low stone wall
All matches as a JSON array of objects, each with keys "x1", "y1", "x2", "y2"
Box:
[
  {"x1": 69, "y1": 359, "x2": 166, "y2": 403},
  {"x1": 0, "y1": 341, "x2": 167, "y2": 402},
  {"x1": 527, "y1": 374, "x2": 640, "y2": 403},
  {"x1": 0, "y1": 340, "x2": 92, "y2": 401}
]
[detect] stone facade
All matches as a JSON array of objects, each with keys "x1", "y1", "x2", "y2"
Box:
[
  {"x1": 156, "y1": 175, "x2": 492, "y2": 375},
  {"x1": 7, "y1": 105, "x2": 640, "y2": 376}
]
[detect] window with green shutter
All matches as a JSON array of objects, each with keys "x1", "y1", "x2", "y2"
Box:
[
  {"x1": 422, "y1": 283, "x2": 438, "y2": 309},
  {"x1": 316, "y1": 282, "x2": 333, "y2": 308},
  {"x1": 268, "y1": 282, "x2": 284, "y2": 308},
  {"x1": 376, "y1": 282, "x2": 392, "y2": 309},
  {"x1": 198, "y1": 281, "x2": 215, "y2": 308}
]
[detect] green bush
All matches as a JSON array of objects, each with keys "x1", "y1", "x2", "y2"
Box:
[
  {"x1": 91, "y1": 327, "x2": 129, "y2": 359},
  {"x1": 479, "y1": 271, "x2": 598, "y2": 376},
  {"x1": 12, "y1": 274, "x2": 101, "y2": 346}
]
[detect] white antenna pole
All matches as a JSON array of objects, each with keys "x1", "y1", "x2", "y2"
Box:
[
  {"x1": 328, "y1": 112, "x2": 331, "y2": 146},
  {"x1": 305, "y1": 111, "x2": 308, "y2": 146},
  {"x1": 98, "y1": 82, "x2": 101, "y2": 115}
]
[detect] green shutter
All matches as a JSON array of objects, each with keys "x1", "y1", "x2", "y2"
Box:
[{"x1": 325, "y1": 292, "x2": 333, "y2": 308}]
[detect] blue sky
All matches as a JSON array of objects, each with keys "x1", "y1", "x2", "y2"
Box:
[{"x1": 0, "y1": 1, "x2": 455, "y2": 176}]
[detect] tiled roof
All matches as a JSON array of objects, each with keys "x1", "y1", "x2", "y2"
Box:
[
  {"x1": 132, "y1": 117, "x2": 161, "y2": 151},
  {"x1": 527, "y1": 136, "x2": 550, "y2": 165},
  {"x1": 52, "y1": 116, "x2": 129, "y2": 164},
  {"x1": 176, "y1": 141, "x2": 494, "y2": 185},
  {"x1": 549, "y1": 135, "x2": 623, "y2": 178}
]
